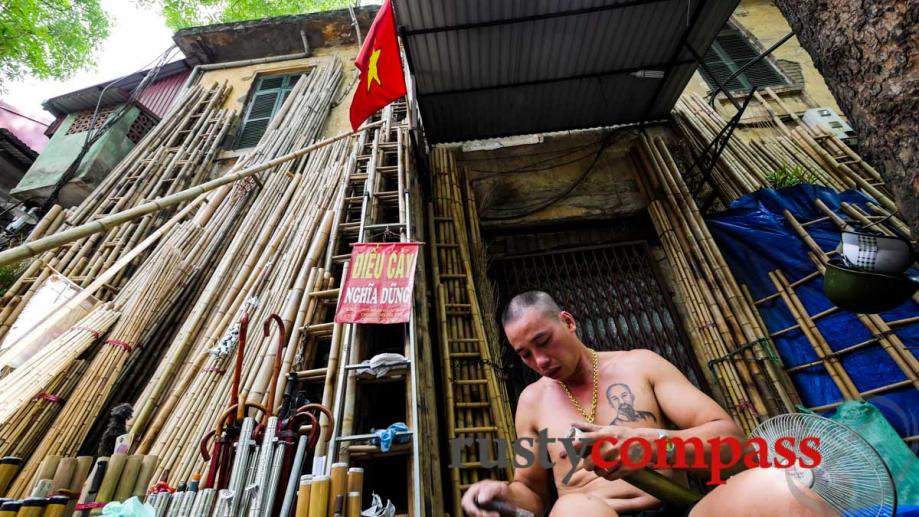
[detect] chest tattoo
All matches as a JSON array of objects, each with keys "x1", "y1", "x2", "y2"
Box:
[{"x1": 605, "y1": 382, "x2": 658, "y2": 425}]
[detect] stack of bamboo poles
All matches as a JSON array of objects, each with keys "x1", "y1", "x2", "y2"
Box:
[
  {"x1": 429, "y1": 147, "x2": 516, "y2": 516},
  {"x1": 0, "y1": 361, "x2": 86, "y2": 460},
  {"x1": 0, "y1": 453, "x2": 158, "y2": 513},
  {"x1": 0, "y1": 304, "x2": 121, "y2": 468},
  {"x1": 8, "y1": 222, "x2": 207, "y2": 497},
  {"x1": 0, "y1": 81, "x2": 236, "y2": 361},
  {"x1": 138, "y1": 151, "x2": 344, "y2": 484},
  {"x1": 0, "y1": 56, "x2": 342, "y2": 497},
  {"x1": 630, "y1": 134, "x2": 801, "y2": 434},
  {"x1": 0, "y1": 306, "x2": 119, "y2": 422},
  {"x1": 673, "y1": 93, "x2": 903, "y2": 231},
  {"x1": 128, "y1": 58, "x2": 350, "y2": 484}
]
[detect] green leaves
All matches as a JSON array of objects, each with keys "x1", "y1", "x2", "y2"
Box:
[
  {"x1": 142, "y1": 0, "x2": 355, "y2": 30},
  {"x1": 0, "y1": 0, "x2": 354, "y2": 90},
  {"x1": 766, "y1": 163, "x2": 818, "y2": 189},
  {"x1": 0, "y1": 0, "x2": 111, "y2": 88}
]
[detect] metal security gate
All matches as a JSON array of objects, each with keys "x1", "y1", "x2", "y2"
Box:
[{"x1": 492, "y1": 242, "x2": 707, "y2": 403}]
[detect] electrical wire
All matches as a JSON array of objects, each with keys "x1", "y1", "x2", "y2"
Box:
[
  {"x1": 481, "y1": 130, "x2": 633, "y2": 221},
  {"x1": 458, "y1": 138, "x2": 601, "y2": 163},
  {"x1": 464, "y1": 140, "x2": 602, "y2": 177}
]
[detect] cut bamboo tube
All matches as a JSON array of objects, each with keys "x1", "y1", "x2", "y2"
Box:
[
  {"x1": 0, "y1": 457, "x2": 20, "y2": 496},
  {"x1": 346, "y1": 467, "x2": 362, "y2": 496},
  {"x1": 346, "y1": 491, "x2": 361, "y2": 517},
  {"x1": 112, "y1": 455, "x2": 142, "y2": 502},
  {"x1": 92, "y1": 453, "x2": 126, "y2": 508},
  {"x1": 43, "y1": 495, "x2": 68, "y2": 517},
  {"x1": 131, "y1": 455, "x2": 157, "y2": 499},
  {"x1": 328, "y1": 463, "x2": 347, "y2": 517},
  {"x1": 308, "y1": 475, "x2": 330, "y2": 517},
  {"x1": 49, "y1": 458, "x2": 75, "y2": 495},
  {"x1": 296, "y1": 476, "x2": 312, "y2": 517}
]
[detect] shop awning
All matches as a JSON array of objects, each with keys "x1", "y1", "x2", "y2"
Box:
[{"x1": 392, "y1": 0, "x2": 739, "y2": 143}]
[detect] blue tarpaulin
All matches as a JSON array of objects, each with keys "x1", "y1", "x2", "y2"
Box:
[{"x1": 705, "y1": 185, "x2": 919, "y2": 443}]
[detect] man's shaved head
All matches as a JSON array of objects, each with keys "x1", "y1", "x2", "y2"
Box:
[{"x1": 501, "y1": 291, "x2": 562, "y2": 328}]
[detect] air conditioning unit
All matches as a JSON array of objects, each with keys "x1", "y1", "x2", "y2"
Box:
[{"x1": 802, "y1": 107, "x2": 856, "y2": 143}]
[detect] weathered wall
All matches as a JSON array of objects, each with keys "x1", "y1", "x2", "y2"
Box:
[
  {"x1": 11, "y1": 106, "x2": 140, "y2": 206},
  {"x1": 454, "y1": 129, "x2": 663, "y2": 230},
  {"x1": 198, "y1": 44, "x2": 361, "y2": 152},
  {"x1": 681, "y1": 0, "x2": 845, "y2": 126}
]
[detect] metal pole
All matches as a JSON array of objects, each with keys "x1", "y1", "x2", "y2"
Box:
[{"x1": 279, "y1": 435, "x2": 308, "y2": 517}]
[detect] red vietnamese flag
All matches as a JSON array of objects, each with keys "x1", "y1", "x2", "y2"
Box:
[{"x1": 349, "y1": 0, "x2": 407, "y2": 131}]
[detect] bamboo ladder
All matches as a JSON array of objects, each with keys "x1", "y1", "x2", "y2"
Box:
[
  {"x1": 429, "y1": 147, "x2": 516, "y2": 517},
  {"x1": 290, "y1": 102, "x2": 427, "y2": 514}
]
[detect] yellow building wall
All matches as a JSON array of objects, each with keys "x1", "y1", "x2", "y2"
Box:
[
  {"x1": 197, "y1": 44, "x2": 361, "y2": 148},
  {"x1": 681, "y1": 0, "x2": 844, "y2": 124}
]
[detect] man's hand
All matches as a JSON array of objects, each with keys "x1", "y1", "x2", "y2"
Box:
[
  {"x1": 461, "y1": 480, "x2": 511, "y2": 517},
  {"x1": 566, "y1": 422, "x2": 654, "y2": 480}
]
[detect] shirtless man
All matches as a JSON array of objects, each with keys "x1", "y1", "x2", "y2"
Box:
[{"x1": 461, "y1": 291, "x2": 837, "y2": 517}]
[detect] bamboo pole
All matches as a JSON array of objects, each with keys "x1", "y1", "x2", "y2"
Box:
[
  {"x1": 0, "y1": 121, "x2": 381, "y2": 269},
  {"x1": 769, "y1": 270, "x2": 861, "y2": 399}
]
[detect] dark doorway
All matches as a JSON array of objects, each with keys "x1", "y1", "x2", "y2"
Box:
[{"x1": 490, "y1": 237, "x2": 707, "y2": 407}]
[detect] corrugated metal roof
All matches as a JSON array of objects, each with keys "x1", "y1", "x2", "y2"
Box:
[
  {"x1": 0, "y1": 129, "x2": 39, "y2": 165},
  {"x1": 44, "y1": 88, "x2": 132, "y2": 117},
  {"x1": 136, "y1": 70, "x2": 191, "y2": 117},
  {"x1": 393, "y1": 0, "x2": 739, "y2": 143},
  {"x1": 43, "y1": 60, "x2": 191, "y2": 117}
]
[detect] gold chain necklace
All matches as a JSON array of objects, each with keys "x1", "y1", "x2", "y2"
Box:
[{"x1": 558, "y1": 348, "x2": 599, "y2": 424}]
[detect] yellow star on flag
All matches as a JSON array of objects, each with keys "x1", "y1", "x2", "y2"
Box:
[{"x1": 366, "y1": 48, "x2": 383, "y2": 91}]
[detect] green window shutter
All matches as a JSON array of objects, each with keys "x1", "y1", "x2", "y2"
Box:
[
  {"x1": 699, "y1": 28, "x2": 787, "y2": 92},
  {"x1": 234, "y1": 74, "x2": 302, "y2": 149}
]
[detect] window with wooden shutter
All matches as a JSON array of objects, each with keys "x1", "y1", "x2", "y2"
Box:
[
  {"x1": 699, "y1": 27, "x2": 788, "y2": 92},
  {"x1": 234, "y1": 73, "x2": 303, "y2": 149}
]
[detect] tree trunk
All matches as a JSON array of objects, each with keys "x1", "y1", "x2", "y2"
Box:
[{"x1": 772, "y1": 1, "x2": 919, "y2": 236}]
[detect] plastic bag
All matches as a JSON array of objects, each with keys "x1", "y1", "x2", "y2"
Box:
[
  {"x1": 101, "y1": 497, "x2": 155, "y2": 516},
  {"x1": 361, "y1": 492, "x2": 396, "y2": 517},
  {"x1": 829, "y1": 401, "x2": 919, "y2": 506}
]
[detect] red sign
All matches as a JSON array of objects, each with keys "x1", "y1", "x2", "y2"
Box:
[{"x1": 335, "y1": 243, "x2": 421, "y2": 324}]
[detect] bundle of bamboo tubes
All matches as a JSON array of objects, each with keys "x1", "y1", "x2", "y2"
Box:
[
  {"x1": 0, "y1": 305, "x2": 120, "y2": 422},
  {"x1": 0, "y1": 50, "x2": 439, "y2": 512},
  {"x1": 8, "y1": 224, "x2": 206, "y2": 496},
  {"x1": 0, "y1": 81, "x2": 237, "y2": 354},
  {"x1": 0, "y1": 361, "x2": 86, "y2": 460},
  {"x1": 127, "y1": 58, "x2": 350, "y2": 484},
  {"x1": 673, "y1": 93, "x2": 904, "y2": 233},
  {"x1": 630, "y1": 134, "x2": 801, "y2": 433}
]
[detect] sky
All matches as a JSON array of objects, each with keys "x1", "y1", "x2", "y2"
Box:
[{"x1": 1, "y1": 0, "x2": 181, "y2": 123}]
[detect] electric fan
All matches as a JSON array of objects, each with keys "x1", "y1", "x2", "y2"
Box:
[{"x1": 750, "y1": 413, "x2": 898, "y2": 517}]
